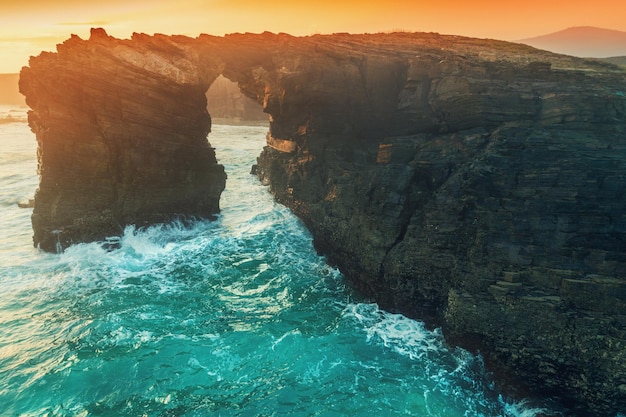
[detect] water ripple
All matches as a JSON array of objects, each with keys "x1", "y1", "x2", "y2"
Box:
[{"x1": 0, "y1": 121, "x2": 554, "y2": 417}]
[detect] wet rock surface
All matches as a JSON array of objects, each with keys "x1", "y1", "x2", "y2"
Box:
[{"x1": 20, "y1": 29, "x2": 626, "y2": 415}]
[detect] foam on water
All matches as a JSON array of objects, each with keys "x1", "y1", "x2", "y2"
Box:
[{"x1": 0, "y1": 119, "x2": 563, "y2": 416}]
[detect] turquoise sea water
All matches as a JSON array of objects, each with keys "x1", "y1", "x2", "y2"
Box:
[{"x1": 0, "y1": 106, "x2": 551, "y2": 416}]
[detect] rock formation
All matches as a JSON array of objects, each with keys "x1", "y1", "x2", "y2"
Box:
[
  {"x1": 248, "y1": 34, "x2": 626, "y2": 416},
  {"x1": 20, "y1": 28, "x2": 626, "y2": 416},
  {"x1": 20, "y1": 29, "x2": 226, "y2": 251}
]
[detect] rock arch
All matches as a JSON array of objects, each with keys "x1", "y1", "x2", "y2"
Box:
[
  {"x1": 20, "y1": 29, "x2": 220, "y2": 251},
  {"x1": 19, "y1": 27, "x2": 626, "y2": 416},
  {"x1": 17, "y1": 28, "x2": 406, "y2": 252}
]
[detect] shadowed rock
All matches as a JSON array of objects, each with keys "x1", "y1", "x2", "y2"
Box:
[
  {"x1": 20, "y1": 28, "x2": 626, "y2": 416},
  {"x1": 20, "y1": 29, "x2": 226, "y2": 251}
]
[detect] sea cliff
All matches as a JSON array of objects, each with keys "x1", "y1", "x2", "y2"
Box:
[
  {"x1": 20, "y1": 29, "x2": 626, "y2": 416},
  {"x1": 19, "y1": 29, "x2": 226, "y2": 251}
]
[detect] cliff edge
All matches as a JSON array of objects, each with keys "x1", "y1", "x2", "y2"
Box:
[
  {"x1": 20, "y1": 29, "x2": 626, "y2": 416},
  {"x1": 249, "y1": 33, "x2": 626, "y2": 416}
]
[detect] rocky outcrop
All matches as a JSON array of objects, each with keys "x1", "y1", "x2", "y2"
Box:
[
  {"x1": 20, "y1": 29, "x2": 626, "y2": 415},
  {"x1": 244, "y1": 34, "x2": 626, "y2": 416},
  {"x1": 20, "y1": 29, "x2": 226, "y2": 251}
]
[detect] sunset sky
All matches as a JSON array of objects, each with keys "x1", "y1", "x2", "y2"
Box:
[{"x1": 1, "y1": 0, "x2": 625, "y2": 73}]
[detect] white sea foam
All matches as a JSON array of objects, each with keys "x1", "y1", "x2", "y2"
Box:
[
  {"x1": 500, "y1": 398, "x2": 549, "y2": 417},
  {"x1": 342, "y1": 303, "x2": 550, "y2": 417},
  {"x1": 342, "y1": 302, "x2": 445, "y2": 360},
  {"x1": 271, "y1": 329, "x2": 301, "y2": 350},
  {"x1": 0, "y1": 121, "x2": 562, "y2": 417}
]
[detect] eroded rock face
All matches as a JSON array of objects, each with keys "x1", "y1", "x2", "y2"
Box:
[
  {"x1": 20, "y1": 29, "x2": 226, "y2": 251},
  {"x1": 20, "y1": 29, "x2": 626, "y2": 415},
  {"x1": 245, "y1": 34, "x2": 626, "y2": 416}
]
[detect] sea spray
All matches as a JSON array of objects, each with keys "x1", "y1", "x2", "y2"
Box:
[{"x1": 0, "y1": 116, "x2": 556, "y2": 416}]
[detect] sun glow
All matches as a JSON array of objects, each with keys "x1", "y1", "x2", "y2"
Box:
[{"x1": 0, "y1": 0, "x2": 625, "y2": 73}]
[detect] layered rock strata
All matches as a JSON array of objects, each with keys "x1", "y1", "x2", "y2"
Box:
[
  {"x1": 20, "y1": 29, "x2": 626, "y2": 416},
  {"x1": 20, "y1": 29, "x2": 226, "y2": 251}
]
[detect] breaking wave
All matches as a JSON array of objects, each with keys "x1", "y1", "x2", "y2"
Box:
[{"x1": 0, "y1": 121, "x2": 556, "y2": 416}]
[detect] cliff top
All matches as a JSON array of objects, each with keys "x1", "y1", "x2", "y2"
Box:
[{"x1": 45, "y1": 28, "x2": 624, "y2": 77}]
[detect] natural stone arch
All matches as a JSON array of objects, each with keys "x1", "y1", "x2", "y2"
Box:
[
  {"x1": 19, "y1": 27, "x2": 626, "y2": 416},
  {"x1": 18, "y1": 28, "x2": 360, "y2": 251}
]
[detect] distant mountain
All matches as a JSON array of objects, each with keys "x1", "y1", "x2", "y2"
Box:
[
  {"x1": 0, "y1": 74, "x2": 25, "y2": 105},
  {"x1": 518, "y1": 26, "x2": 626, "y2": 58},
  {"x1": 599, "y1": 56, "x2": 626, "y2": 68}
]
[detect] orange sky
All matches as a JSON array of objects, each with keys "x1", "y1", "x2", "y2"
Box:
[{"x1": 1, "y1": 0, "x2": 625, "y2": 73}]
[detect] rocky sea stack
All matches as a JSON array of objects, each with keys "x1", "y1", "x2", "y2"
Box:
[
  {"x1": 20, "y1": 28, "x2": 626, "y2": 416},
  {"x1": 19, "y1": 29, "x2": 227, "y2": 252}
]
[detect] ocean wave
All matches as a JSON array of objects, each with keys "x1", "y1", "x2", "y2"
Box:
[
  {"x1": 343, "y1": 303, "x2": 446, "y2": 360},
  {"x1": 0, "y1": 122, "x2": 560, "y2": 417},
  {"x1": 341, "y1": 302, "x2": 551, "y2": 417}
]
